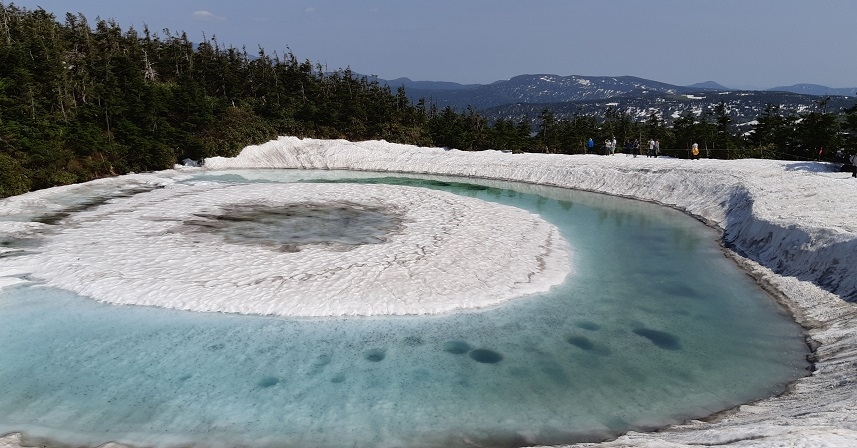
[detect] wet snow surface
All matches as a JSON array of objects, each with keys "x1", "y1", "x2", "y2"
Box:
[{"x1": 0, "y1": 182, "x2": 568, "y2": 316}]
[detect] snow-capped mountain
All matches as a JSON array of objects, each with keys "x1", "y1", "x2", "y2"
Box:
[
  {"x1": 398, "y1": 74, "x2": 704, "y2": 110},
  {"x1": 377, "y1": 74, "x2": 856, "y2": 126}
]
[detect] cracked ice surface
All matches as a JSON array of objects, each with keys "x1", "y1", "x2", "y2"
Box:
[
  {"x1": 201, "y1": 137, "x2": 857, "y2": 448},
  {"x1": 1, "y1": 182, "x2": 569, "y2": 317}
]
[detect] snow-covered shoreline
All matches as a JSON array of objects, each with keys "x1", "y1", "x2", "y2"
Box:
[
  {"x1": 205, "y1": 137, "x2": 857, "y2": 447},
  {"x1": 3, "y1": 136, "x2": 856, "y2": 447}
]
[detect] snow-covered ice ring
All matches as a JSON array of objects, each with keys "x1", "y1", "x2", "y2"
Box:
[{"x1": 18, "y1": 182, "x2": 571, "y2": 317}]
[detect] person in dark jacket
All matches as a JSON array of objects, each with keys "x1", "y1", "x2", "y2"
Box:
[{"x1": 851, "y1": 153, "x2": 857, "y2": 177}]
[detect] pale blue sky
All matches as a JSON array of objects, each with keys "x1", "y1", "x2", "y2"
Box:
[{"x1": 10, "y1": 0, "x2": 857, "y2": 89}]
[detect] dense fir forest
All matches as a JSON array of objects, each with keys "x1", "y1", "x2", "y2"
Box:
[{"x1": 1, "y1": 3, "x2": 856, "y2": 198}]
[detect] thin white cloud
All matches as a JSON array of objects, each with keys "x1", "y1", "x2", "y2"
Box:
[
  {"x1": 304, "y1": 7, "x2": 316, "y2": 14},
  {"x1": 192, "y1": 10, "x2": 225, "y2": 21}
]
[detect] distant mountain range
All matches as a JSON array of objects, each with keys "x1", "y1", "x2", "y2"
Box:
[
  {"x1": 370, "y1": 74, "x2": 857, "y2": 126},
  {"x1": 386, "y1": 74, "x2": 703, "y2": 110},
  {"x1": 767, "y1": 83, "x2": 857, "y2": 97},
  {"x1": 686, "y1": 81, "x2": 730, "y2": 90}
]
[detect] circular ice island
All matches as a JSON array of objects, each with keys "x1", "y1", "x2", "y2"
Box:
[{"x1": 23, "y1": 183, "x2": 571, "y2": 316}]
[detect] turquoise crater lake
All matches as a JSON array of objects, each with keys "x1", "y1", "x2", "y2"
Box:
[{"x1": 0, "y1": 170, "x2": 808, "y2": 448}]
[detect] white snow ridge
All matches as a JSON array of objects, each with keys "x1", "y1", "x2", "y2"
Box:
[{"x1": 3, "y1": 182, "x2": 569, "y2": 317}]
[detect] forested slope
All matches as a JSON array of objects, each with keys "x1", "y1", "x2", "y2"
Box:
[{"x1": 0, "y1": 4, "x2": 431, "y2": 197}]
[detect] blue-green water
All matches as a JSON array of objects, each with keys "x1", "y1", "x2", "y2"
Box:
[{"x1": 0, "y1": 171, "x2": 808, "y2": 448}]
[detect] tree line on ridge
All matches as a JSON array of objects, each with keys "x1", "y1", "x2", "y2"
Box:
[{"x1": 1, "y1": 3, "x2": 856, "y2": 198}]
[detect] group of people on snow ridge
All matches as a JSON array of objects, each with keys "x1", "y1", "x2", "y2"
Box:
[
  {"x1": 585, "y1": 138, "x2": 857, "y2": 176},
  {"x1": 586, "y1": 137, "x2": 662, "y2": 158}
]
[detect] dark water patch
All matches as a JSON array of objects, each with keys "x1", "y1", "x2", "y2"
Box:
[
  {"x1": 0, "y1": 237, "x2": 44, "y2": 252},
  {"x1": 35, "y1": 212, "x2": 89, "y2": 226},
  {"x1": 442, "y1": 340, "x2": 471, "y2": 354},
  {"x1": 313, "y1": 354, "x2": 331, "y2": 366},
  {"x1": 307, "y1": 354, "x2": 332, "y2": 375},
  {"x1": 257, "y1": 376, "x2": 279, "y2": 388},
  {"x1": 469, "y1": 349, "x2": 503, "y2": 364},
  {"x1": 633, "y1": 328, "x2": 681, "y2": 350},
  {"x1": 34, "y1": 186, "x2": 161, "y2": 225},
  {"x1": 566, "y1": 336, "x2": 595, "y2": 351},
  {"x1": 330, "y1": 374, "x2": 345, "y2": 383},
  {"x1": 183, "y1": 202, "x2": 403, "y2": 250},
  {"x1": 364, "y1": 349, "x2": 386, "y2": 362},
  {"x1": 402, "y1": 335, "x2": 424, "y2": 346},
  {"x1": 0, "y1": 249, "x2": 35, "y2": 260},
  {"x1": 574, "y1": 321, "x2": 601, "y2": 331}
]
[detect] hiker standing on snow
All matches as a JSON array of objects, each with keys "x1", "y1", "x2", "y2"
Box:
[{"x1": 851, "y1": 153, "x2": 857, "y2": 177}]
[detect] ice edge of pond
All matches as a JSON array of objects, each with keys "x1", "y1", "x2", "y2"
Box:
[{"x1": 3, "y1": 138, "x2": 857, "y2": 447}]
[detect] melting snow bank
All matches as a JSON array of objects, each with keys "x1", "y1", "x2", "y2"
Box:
[
  {"x1": 203, "y1": 137, "x2": 857, "y2": 448},
  {"x1": 0, "y1": 182, "x2": 569, "y2": 317}
]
